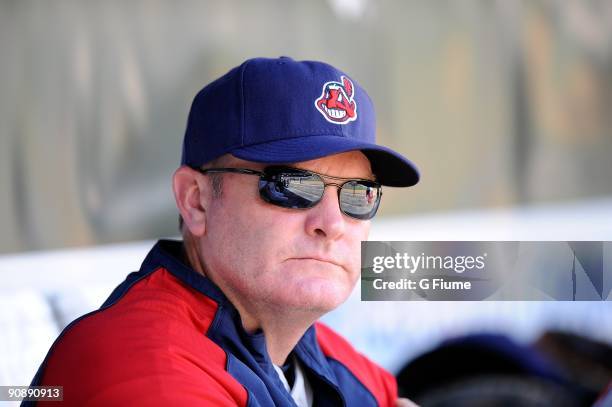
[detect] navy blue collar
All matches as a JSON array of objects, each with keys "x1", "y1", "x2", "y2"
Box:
[{"x1": 141, "y1": 239, "x2": 339, "y2": 387}]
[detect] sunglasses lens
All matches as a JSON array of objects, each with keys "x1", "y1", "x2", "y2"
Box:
[
  {"x1": 258, "y1": 167, "x2": 381, "y2": 220},
  {"x1": 259, "y1": 170, "x2": 324, "y2": 209},
  {"x1": 339, "y1": 181, "x2": 381, "y2": 220}
]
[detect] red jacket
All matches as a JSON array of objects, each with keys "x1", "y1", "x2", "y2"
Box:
[{"x1": 27, "y1": 240, "x2": 398, "y2": 406}]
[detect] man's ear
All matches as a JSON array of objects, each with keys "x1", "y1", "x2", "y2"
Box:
[{"x1": 172, "y1": 166, "x2": 212, "y2": 237}]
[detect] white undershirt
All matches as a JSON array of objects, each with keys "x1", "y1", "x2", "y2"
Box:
[{"x1": 273, "y1": 356, "x2": 314, "y2": 407}]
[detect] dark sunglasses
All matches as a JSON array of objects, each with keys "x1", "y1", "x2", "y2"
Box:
[{"x1": 194, "y1": 165, "x2": 382, "y2": 220}]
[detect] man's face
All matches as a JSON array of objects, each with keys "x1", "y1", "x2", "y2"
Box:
[{"x1": 200, "y1": 151, "x2": 372, "y2": 314}]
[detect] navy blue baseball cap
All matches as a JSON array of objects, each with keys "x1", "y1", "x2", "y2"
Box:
[{"x1": 181, "y1": 56, "x2": 419, "y2": 187}]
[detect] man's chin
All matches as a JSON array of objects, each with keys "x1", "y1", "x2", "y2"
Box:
[{"x1": 273, "y1": 280, "x2": 353, "y2": 313}]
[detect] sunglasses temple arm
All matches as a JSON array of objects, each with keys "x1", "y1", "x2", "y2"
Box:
[{"x1": 195, "y1": 168, "x2": 265, "y2": 177}]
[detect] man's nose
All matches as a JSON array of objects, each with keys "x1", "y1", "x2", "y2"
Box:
[{"x1": 304, "y1": 186, "x2": 346, "y2": 240}]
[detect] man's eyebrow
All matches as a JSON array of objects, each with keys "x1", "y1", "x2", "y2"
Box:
[{"x1": 289, "y1": 167, "x2": 377, "y2": 182}]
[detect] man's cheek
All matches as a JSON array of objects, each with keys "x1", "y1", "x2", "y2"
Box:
[
  {"x1": 347, "y1": 237, "x2": 365, "y2": 276},
  {"x1": 343, "y1": 254, "x2": 361, "y2": 277},
  {"x1": 349, "y1": 232, "x2": 367, "y2": 255}
]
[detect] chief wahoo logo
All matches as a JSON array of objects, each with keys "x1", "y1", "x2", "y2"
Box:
[{"x1": 314, "y1": 76, "x2": 357, "y2": 124}]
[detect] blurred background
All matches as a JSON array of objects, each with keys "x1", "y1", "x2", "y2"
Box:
[
  {"x1": 1, "y1": 0, "x2": 612, "y2": 405},
  {"x1": 2, "y1": 0, "x2": 612, "y2": 253}
]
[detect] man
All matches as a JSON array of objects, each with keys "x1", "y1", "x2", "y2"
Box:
[{"x1": 27, "y1": 57, "x2": 419, "y2": 406}]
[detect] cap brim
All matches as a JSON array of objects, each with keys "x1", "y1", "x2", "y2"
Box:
[{"x1": 231, "y1": 135, "x2": 419, "y2": 187}]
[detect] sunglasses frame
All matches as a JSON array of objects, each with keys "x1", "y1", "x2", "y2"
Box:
[{"x1": 193, "y1": 166, "x2": 382, "y2": 220}]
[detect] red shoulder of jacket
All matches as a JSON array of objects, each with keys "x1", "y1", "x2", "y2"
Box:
[
  {"x1": 38, "y1": 268, "x2": 248, "y2": 407},
  {"x1": 314, "y1": 322, "x2": 398, "y2": 407}
]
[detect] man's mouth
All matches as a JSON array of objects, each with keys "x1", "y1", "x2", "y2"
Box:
[{"x1": 288, "y1": 256, "x2": 343, "y2": 268}]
